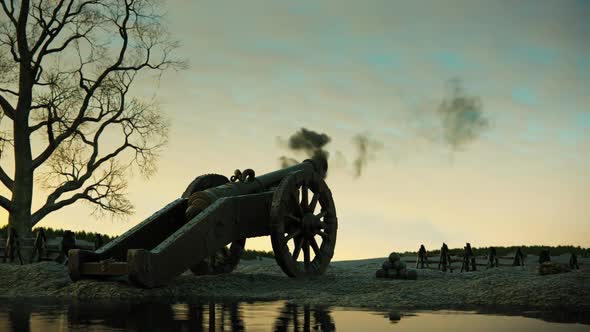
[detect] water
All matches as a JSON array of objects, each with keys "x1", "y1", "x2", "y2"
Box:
[{"x1": 0, "y1": 300, "x2": 588, "y2": 331}]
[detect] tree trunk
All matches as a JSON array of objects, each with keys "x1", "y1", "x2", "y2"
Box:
[
  {"x1": 9, "y1": 92, "x2": 34, "y2": 262},
  {"x1": 9, "y1": 114, "x2": 34, "y2": 237},
  {"x1": 9, "y1": 12, "x2": 35, "y2": 260},
  {"x1": 8, "y1": 105, "x2": 34, "y2": 263}
]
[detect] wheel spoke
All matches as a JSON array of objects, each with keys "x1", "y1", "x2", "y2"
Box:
[
  {"x1": 233, "y1": 241, "x2": 245, "y2": 251},
  {"x1": 285, "y1": 229, "x2": 301, "y2": 242},
  {"x1": 293, "y1": 237, "x2": 304, "y2": 260},
  {"x1": 303, "y1": 240, "x2": 311, "y2": 271},
  {"x1": 309, "y1": 237, "x2": 321, "y2": 256},
  {"x1": 287, "y1": 214, "x2": 300, "y2": 223},
  {"x1": 315, "y1": 210, "x2": 327, "y2": 219},
  {"x1": 309, "y1": 192, "x2": 320, "y2": 213},
  {"x1": 317, "y1": 230, "x2": 329, "y2": 240},
  {"x1": 290, "y1": 191, "x2": 303, "y2": 216},
  {"x1": 318, "y1": 221, "x2": 327, "y2": 229},
  {"x1": 301, "y1": 186, "x2": 309, "y2": 210}
]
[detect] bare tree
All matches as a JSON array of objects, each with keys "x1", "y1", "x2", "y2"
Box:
[{"x1": 0, "y1": 0, "x2": 180, "y2": 255}]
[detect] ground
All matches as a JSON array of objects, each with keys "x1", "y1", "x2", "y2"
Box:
[{"x1": 0, "y1": 255, "x2": 588, "y2": 312}]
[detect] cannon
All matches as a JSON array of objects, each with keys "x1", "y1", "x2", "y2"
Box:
[{"x1": 68, "y1": 156, "x2": 337, "y2": 288}]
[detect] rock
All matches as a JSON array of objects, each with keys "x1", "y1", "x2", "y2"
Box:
[
  {"x1": 385, "y1": 268, "x2": 398, "y2": 279},
  {"x1": 377, "y1": 253, "x2": 416, "y2": 280},
  {"x1": 389, "y1": 253, "x2": 400, "y2": 263},
  {"x1": 382, "y1": 260, "x2": 393, "y2": 270},
  {"x1": 388, "y1": 311, "x2": 401, "y2": 321},
  {"x1": 391, "y1": 260, "x2": 406, "y2": 271},
  {"x1": 398, "y1": 261, "x2": 406, "y2": 270}
]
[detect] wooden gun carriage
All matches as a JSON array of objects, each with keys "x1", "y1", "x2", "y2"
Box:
[{"x1": 68, "y1": 157, "x2": 337, "y2": 288}]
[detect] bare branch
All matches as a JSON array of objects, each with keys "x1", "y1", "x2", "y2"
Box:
[
  {"x1": 30, "y1": 0, "x2": 70, "y2": 55},
  {"x1": 0, "y1": 194, "x2": 11, "y2": 211},
  {"x1": 0, "y1": 166, "x2": 13, "y2": 189},
  {"x1": 0, "y1": 1, "x2": 18, "y2": 26},
  {"x1": 33, "y1": 159, "x2": 133, "y2": 224},
  {"x1": 15, "y1": 0, "x2": 31, "y2": 59},
  {"x1": 0, "y1": 87, "x2": 17, "y2": 96},
  {"x1": 0, "y1": 93, "x2": 15, "y2": 119},
  {"x1": 35, "y1": 76, "x2": 168, "y2": 220},
  {"x1": 32, "y1": 1, "x2": 135, "y2": 168}
]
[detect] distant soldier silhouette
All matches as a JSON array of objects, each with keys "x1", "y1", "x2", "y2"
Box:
[
  {"x1": 487, "y1": 246, "x2": 499, "y2": 268},
  {"x1": 513, "y1": 247, "x2": 525, "y2": 266},
  {"x1": 94, "y1": 234, "x2": 103, "y2": 250},
  {"x1": 538, "y1": 249, "x2": 551, "y2": 264},
  {"x1": 57, "y1": 230, "x2": 77, "y2": 264},
  {"x1": 569, "y1": 253, "x2": 579, "y2": 270},
  {"x1": 461, "y1": 243, "x2": 476, "y2": 272},
  {"x1": 468, "y1": 243, "x2": 477, "y2": 271},
  {"x1": 438, "y1": 243, "x2": 452, "y2": 272},
  {"x1": 416, "y1": 244, "x2": 428, "y2": 269},
  {"x1": 31, "y1": 229, "x2": 47, "y2": 262},
  {"x1": 3, "y1": 227, "x2": 23, "y2": 264}
]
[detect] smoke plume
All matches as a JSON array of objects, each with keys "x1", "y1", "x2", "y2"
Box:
[
  {"x1": 285, "y1": 127, "x2": 331, "y2": 159},
  {"x1": 279, "y1": 156, "x2": 299, "y2": 168},
  {"x1": 352, "y1": 133, "x2": 384, "y2": 178},
  {"x1": 278, "y1": 128, "x2": 331, "y2": 173},
  {"x1": 437, "y1": 79, "x2": 489, "y2": 149}
]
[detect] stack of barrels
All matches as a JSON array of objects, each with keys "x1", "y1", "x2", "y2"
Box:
[{"x1": 376, "y1": 252, "x2": 418, "y2": 280}]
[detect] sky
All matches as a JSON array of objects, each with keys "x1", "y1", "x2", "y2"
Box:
[{"x1": 2, "y1": 0, "x2": 589, "y2": 260}]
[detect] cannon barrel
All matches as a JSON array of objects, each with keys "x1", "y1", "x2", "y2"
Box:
[
  {"x1": 185, "y1": 156, "x2": 327, "y2": 217},
  {"x1": 206, "y1": 155, "x2": 325, "y2": 197}
]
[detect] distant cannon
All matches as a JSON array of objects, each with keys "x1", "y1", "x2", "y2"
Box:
[{"x1": 68, "y1": 156, "x2": 338, "y2": 288}]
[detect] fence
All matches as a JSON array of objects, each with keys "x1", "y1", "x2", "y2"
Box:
[
  {"x1": 402, "y1": 255, "x2": 523, "y2": 270},
  {"x1": 0, "y1": 237, "x2": 95, "y2": 262}
]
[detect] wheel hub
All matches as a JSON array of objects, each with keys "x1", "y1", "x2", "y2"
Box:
[{"x1": 302, "y1": 212, "x2": 321, "y2": 234}]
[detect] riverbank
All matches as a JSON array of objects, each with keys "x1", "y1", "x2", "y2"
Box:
[{"x1": 0, "y1": 256, "x2": 588, "y2": 311}]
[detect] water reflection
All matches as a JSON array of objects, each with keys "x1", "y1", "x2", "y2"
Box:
[
  {"x1": 0, "y1": 299, "x2": 588, "y2": 331},
  {"x1": 273, "y1": 304, "x2": 335, "y2": 331},
  {"x1": 0, "y1": 300, "x2": 336, "y2": 331},
  {"x1": 68, "y1": 301, "x2": 247, "y2": 331}
]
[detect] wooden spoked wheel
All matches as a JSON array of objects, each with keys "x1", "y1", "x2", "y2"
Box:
[
  {"x1": 270, "y1": 170, "x2": 338, "y2": 278},
  {"x1": 182, "y1": 174, "x2": 246, "y2": 276},
  {"x1": 189, "y1": 239, "x2": 246, "y2": 275}
]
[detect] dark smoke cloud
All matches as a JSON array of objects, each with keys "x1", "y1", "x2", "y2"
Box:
[
  {"x1": 437, "y1": 79, "x2": 489, "y2": 149},
  {"x1": 278, "y1": 128, "x2": 331, "y2": 171},
  {"x1": 286, "y1": 127, "x2": 331, "y2": 160},
  {"x1": 278, "y1": 128, "x2": 332, "y2": 168},
  {"x1": 352, "y1": 133, "x2": 383, "y2": 178}
]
